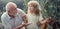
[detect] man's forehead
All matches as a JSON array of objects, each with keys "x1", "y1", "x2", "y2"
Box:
[
  {"x1": 8, "y1": 3, "x2": 17, "y2": 7},
  {"x1": 6, "y1": 2, "x2": 17, "y2": 8}
]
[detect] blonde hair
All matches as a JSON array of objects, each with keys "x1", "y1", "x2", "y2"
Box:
[{"x1": 27, "y1": 1, "x2": 41, "y2": 15}]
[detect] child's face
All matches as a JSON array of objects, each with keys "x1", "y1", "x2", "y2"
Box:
[{"x1": 28, "y1": 4, "x2": 35, "y2": 13}]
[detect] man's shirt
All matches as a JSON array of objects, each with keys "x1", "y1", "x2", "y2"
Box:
[{"x1": 1, "y1": 8, "x2": 25, "y2": 29}]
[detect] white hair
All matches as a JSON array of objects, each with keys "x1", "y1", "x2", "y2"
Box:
[{"x1": 6, "y1": 2, "x2": 17, "y2": 12}]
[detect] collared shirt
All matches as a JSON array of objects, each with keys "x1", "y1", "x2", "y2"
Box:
[{"x1": 1, "y1": 8, "x2": 25, "y2": 29}]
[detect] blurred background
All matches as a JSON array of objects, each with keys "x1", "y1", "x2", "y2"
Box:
[{"x1": 0, "y1": 0, "x2": 60, "y2": 29}]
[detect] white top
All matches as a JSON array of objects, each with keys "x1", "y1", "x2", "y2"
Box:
[
  {"x1": 1, "y1": 8, "x2": 25, "y2": 29},
  {"x1": 27, "y1": 13, "x2": 43, "y2": 29}
]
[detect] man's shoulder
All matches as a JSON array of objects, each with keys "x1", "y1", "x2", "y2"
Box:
[
  {"x1": 17, "y1": 8, "x2": 25, "y2": 15},
  {"x1": 1, "y1": 12, "x2": 9, "y2": 22},
  {"x1": 1, "y1": 12, "x2": 7, "y2": 18},
  {"x1": 17, "y1": 8, "x2": 24, "y2": 12}
]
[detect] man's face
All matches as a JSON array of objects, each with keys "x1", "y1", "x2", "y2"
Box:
[{"x1": 8, "y1": 6, "x2": 17, "y2": 17}]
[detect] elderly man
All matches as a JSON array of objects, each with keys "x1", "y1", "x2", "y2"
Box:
[{"x1": 1, "y1": 2, "x2": 30, "y2": 29}]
